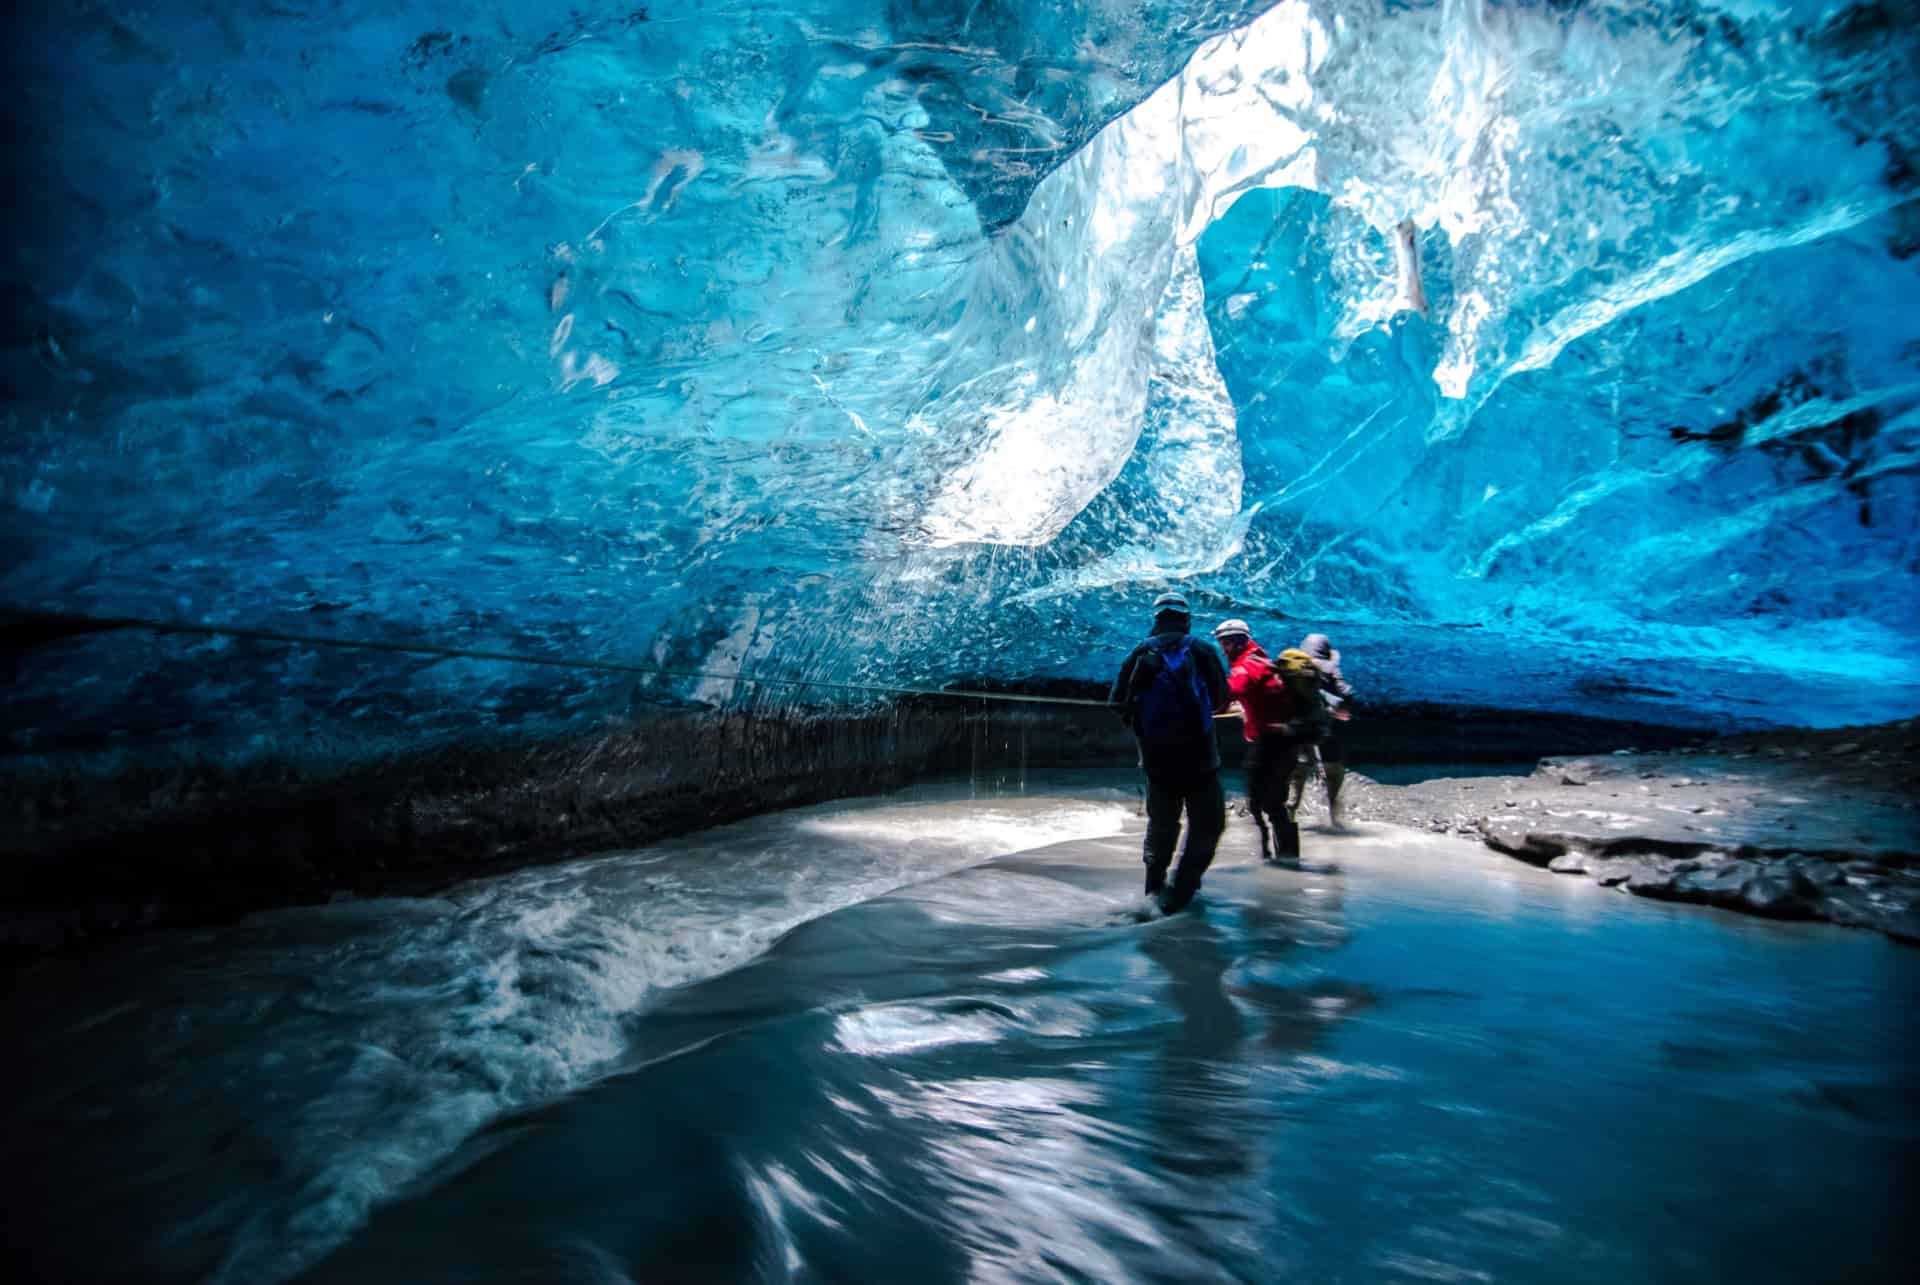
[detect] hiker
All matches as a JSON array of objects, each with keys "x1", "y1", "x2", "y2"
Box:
[
  {"x1": 1212, "y1": 619, "x2": 1302, "y2": 861},
  {"x1": 1109, "y1": 591, "x2": 1230, "y2": 913},
  {"x1": 1296, "y1": 633, "x2": 1356, "y2": 827}
]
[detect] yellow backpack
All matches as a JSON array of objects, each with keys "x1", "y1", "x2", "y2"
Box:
[{"x1": 1275, "y1": 649, "x2": 1330, "y2": 730}]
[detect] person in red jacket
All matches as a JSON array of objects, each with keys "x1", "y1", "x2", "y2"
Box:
[{"x1": 1212, "y1": 619, "x2": 1301, "y2": 861}]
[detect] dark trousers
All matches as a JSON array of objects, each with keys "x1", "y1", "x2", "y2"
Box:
[
  {"x1": 1245, "y1": 731, "x2": 1300, "y2": 858},
  {"x1": 1143, "y1": 770, "x2": 1226, "y2": 912}
]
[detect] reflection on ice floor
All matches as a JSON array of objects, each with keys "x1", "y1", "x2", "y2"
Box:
[{"x1": 6, "y1": 773, "x2": 1917, "y2": 1284}]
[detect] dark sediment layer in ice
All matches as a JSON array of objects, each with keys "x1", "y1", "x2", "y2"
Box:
[
  {"x1": 0, "y1": 705, "x2": 971, "y2": 954},
  {"x1": 0, "y1": 698, "x2": 1706, "y2": 956},
  {"x1": 1338, "y1": 718, "x2": 1920, "y2": 943}
]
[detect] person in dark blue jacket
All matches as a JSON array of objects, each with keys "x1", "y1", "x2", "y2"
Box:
[{"x1": 1109, "y1": 591, "x2": 1230, "y2": 913}]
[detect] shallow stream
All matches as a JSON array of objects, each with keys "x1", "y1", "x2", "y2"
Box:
[{"x1": 5, "y1": 772, "x2": 1913, "y2": 1282}]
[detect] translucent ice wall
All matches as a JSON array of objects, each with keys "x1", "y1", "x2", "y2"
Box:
[{"x1": 5, "y1": 0, "x2": 1918, "y2": 765}]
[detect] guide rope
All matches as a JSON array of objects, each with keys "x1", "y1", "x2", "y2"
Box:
[{"x1": 1, "y1": 608, "x2": 1116, "y2": 709}]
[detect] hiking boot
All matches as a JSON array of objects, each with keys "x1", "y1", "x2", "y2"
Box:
[{"x1": 1158, "y1": 882, "x2": 1199, "y2": 915}]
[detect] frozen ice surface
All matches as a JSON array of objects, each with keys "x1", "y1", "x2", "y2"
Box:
[{"x1": 4, "y1": 0, "x2": 1918, "y2": 763}]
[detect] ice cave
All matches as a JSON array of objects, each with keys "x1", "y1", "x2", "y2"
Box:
[{"x1": 2, "y1": 3, "x2": 1917, "y2": 1283}]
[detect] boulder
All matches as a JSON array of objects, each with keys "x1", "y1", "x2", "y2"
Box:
[
  {"x1": 1738, "y1": 870, "x2": 1821, "y2": 920},
  {"x1": 1480, "y1": 817, "x2": 1569, "y2": 864},
  {"x1": 1819, "y1": 888, "x2": 1880, "y2": 929},
  {"x1": 1625, "y1": 861, "x2": 1679, "y2": 896},
  {"x1": 1780, "y1": 854, "x2": 1845, "y2": 887},
  {"x1": 1592, "y1": 858, "x2": 1639, "y2": 888},
  {"x1": 1668, "y1": 860, "x2": 1759, "y2": 908}
]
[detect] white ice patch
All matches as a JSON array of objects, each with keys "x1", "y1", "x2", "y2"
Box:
[
  {"x1": 1016, "y1": 244, "x2": 1250, "y2": 598},
  {"x1": 913, "y1": 1, "x2": 1328, "y2": 550}
]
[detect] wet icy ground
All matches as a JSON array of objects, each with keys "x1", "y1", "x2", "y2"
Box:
[
  {"x1": 4, "y1": 772, "x2": 1915, "y2": 1283},
  {"x1": 1338, "y1": 719, "x2": 1920, "y2": 941}
]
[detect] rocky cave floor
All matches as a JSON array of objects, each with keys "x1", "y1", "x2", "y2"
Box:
[{"x1": 1319, "y1": 718, "x2": 1920, "y2": 943}]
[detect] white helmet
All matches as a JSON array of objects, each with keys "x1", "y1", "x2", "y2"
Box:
[{"x1": 1213, "y1": 618, "x2": 1251, "y2": 641}]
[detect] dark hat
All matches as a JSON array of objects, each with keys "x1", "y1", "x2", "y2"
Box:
[{"x1": 1151, "y1": 591, "x2": 1189, "y2": 615}]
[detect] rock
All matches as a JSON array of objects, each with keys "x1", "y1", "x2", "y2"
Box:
[
  {"x1": 1547, "y1": 853, "x2": 1589, "y2": 875},
  {"x1": 1886, "y1": 911, "x2": 1920, "y2": 946},
  {"x1": 1481, "y1": 817, "x2": 1568, "y2": 864},
  {"x1": 1831, "y1": 742, "x2": 1861, "y2": 756},
  {"x1": 1780, "y1": 854, "x2": 1844, "y2": 887},
  {"x1": 1739, "y1": 870, "x2": 1820, "y2": 919},
  {"x1": 1592, "y1": 859, "x2": 1637, "y2": 887},
  {"x1": 1670, "y1": 860, "x2": 1758, "y2": 907},
  {"x1": 1821, "y1": 891, "x2": 1877, "y2": 929},
  {"x1": 1625, "y1": 863, "x2": 1678, "y2": 895}
]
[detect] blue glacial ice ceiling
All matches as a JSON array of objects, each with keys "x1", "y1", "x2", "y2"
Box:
[{"x1": 4, "y1": 0, "x2": 1919, "y2": 763}]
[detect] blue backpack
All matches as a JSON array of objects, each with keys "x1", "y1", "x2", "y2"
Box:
[{"x1": 1135, "y1": 637, "x2": 1212, "y2": 758}]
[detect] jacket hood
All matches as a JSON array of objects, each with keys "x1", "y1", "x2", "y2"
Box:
[{"x1": 1300, "y1": 634, "x2": 1335, "y2": 661}]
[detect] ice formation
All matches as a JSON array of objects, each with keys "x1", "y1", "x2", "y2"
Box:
[{"x1": 4, "y1": 0, "x2": 1918, "y2": 764}]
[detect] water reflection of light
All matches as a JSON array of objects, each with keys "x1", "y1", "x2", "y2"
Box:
[
  {"x1": 984, "y1": 967, "x2": 1048, "y2": 984},
  {"x1": 794, "y1": 803, "x2": 1127, "y2": 854},
  {"x1": 870, "y1": 1076, "x2": 1164, "y2": 1282}
]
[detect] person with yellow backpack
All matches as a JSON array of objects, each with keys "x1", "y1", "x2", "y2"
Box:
[{"x1": 1286, "y1": 633, "x2": 1355, "y2": 826}]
